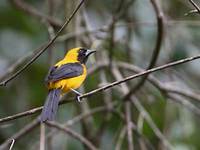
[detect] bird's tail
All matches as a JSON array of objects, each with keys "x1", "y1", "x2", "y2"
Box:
[{"x1": 40, "y1": 89, "x2": 61, "y2": 122}]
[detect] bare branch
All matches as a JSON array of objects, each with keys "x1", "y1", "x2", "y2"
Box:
[
  {"x1": 8, "y1": 139, "x2": 15, "y2": 150},
  {"x1": 162, "y1": 86, "x2": 200, "y2": 102},
  {"x1": 189, "y1": 0, "x2": 200, "y2": 14},
  {"x1": 184, "y1": 9, "x2": 198, "y2": 16},
  {"x1": 117, "y1": 62, "x2": 200, "y2": 102},
  {"x1": 115, "y1": 126, "x2": 126, "y2": 150},
  {"x1": 40, "y1": 123, "x2": 45, "y2": 150},
  {"x1": 0, "y1": 96, "x2": 74, "y2": 123},
  {"x1": 0, "y1": 106, "x2": 42, "y2": 123},
  {"x1": 130, "y1": 98, "x2": 173, "y2": 149},
  {"x1": 125, "y1": 102, "x2": 134, "y2": 150},
  {"x1": 167, "y1": 94, "x2": 200, "y2": 116},
  {"x1": 0, "y1": 47, "x2": 42, "y2": 82},
  {"x1": 0, "y1": 119, "x2": 40, "y2": 150},
  {"x1": 113, "y1": 110, "x2": 155, "y2": 150},
  {"x1": 112, "y1": 65, "x2": 134, "y2": 150}
]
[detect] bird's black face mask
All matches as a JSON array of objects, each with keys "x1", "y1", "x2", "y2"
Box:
[{"x1": 78, "y1": 48, "x2": 96, "y2": 64}]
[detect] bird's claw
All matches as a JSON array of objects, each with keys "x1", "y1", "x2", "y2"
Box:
[
  {"x1": 70, "y1": 88, "x2": 83, "y2": 102},
  {"x1": 76, "y1": 95, "x2": 82, "y2": 102}
]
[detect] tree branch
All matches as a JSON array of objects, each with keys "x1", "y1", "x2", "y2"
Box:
[
  {"x1": 8, "y1": 139, "x2": 15, "y2": 150},
  {"x1": 0, "y1": 119, "x2": 40, "y2": 150},
  {"x1": 190, "y1": 0, "x2": 200, "y2": 13},
  {"x1": 115, "y1": 126, "x2": 126, "y2": 150},
  {"x1": 40, "y1": 123, "x2": 45, "y2": 150},
  {"x1": 117, "y1": 62, "x2": 200, "y2": 102}
]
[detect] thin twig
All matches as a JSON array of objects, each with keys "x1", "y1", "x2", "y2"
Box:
[
  {"x1": 137, "y1": 113, "x2": 144, "y2": 132},
  {"x1": 130, "y1": 98, "x2": 174, "y2": 149},
  {"x1": 113, "y1": 110, "x2": 155, "y2": 150},
  {"x1": 167, "y1": 94, "x2": 200, "y2": 116},
  {"x1": 0, "y1": 0, "x2": 85, "y2": 86},
  {"x1": 45, "y1": 21, "x2": 55, "y2": 66},
  {"x1": 111, "y1": 66, "x2": 134, "y2": 150},
  {"x1": 115, "y1": 126, "x2": 126, "y2": 150},
  {"x1": 0, "y1": 44, "x2": 45, "y2": 82},
  {"x1": 45, "y1": 121, "x2": 98, "y2": 150},
  {"x1": 40, "y1": 123, "x2": 45, "y2": 150},
  {"x1": 108, "y1": 17, "x2": 115, "y2": 67},
  {"x1": 94, "y1": 51, "x2": 113, "y2": 143},
  {"x1": 162, "y1": 86, "x2": 200, "y2": 102},
  {"x1": 117, "y1": 62, "x2": 200, "y2": 102},
  {"x1": 0, "y1": 119, "x2": 40, "y2": 150},
  {"x1": 137, "y1": 114, "x2": 148, "y2": 150},
  {"x1": 0, "y1": 106, "x2": 42, "y2": 123},
  {"x1": 189, "y1": 0, "x2": 200, "y2": 13},
  {"x1": 57, "y1": 20, "x2": 200, "y2": 42},
  {"x1": 45, "y1": 2, "x2": 55, "y2": 149},
  {"x1": 0, "y1": 96, "x2": 74, "y2": 124},
  {"x1": 185, "y1": 0, "x2": 200, "y2": 15},
  {"x1": 66, "y1": 104, "x2": 117, "y2": 126},
  {"x1": 125, "y1": 102, "x2": 134, "y2": 150},
  {"x1": 8, "y1": 139, "x2": 15, "y2": 150}
]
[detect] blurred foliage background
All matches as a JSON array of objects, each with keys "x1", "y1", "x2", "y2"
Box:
[{"x1": 0, "y1": 0, "x2": 200, "y2": 150}]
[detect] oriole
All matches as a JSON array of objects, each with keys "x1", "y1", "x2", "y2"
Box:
[{"x1": 40, "y1": 47, "x2": 96, "y2": 122}]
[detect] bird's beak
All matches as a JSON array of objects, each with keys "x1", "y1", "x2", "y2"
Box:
[{"x1": 86, "y1": 49, "x2": 96, "y2": 57}]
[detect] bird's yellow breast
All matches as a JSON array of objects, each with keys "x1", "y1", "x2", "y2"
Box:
[{"x1": 48, "y1": 65, "x2": 87, "y2": 93}]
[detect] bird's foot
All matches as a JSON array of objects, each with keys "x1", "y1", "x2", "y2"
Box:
[
  {"x1": 70, "y1": 88, "x2": 83, "y2": 102},
  {"x1": 76, "y1": 95, "x2": 82, "y2": 102}
]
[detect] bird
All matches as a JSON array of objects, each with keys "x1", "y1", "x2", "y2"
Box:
[{"x1": 40, "y1": 47, "x2": 96, "y2": 122}]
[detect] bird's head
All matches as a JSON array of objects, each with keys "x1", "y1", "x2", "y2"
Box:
[{"x1": 65, "y1": 47, "x2": 96, "y2": 64}]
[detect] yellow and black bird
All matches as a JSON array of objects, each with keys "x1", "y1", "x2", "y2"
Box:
[{"x1": 40, "y1": 47, "x2": 96, "y2": 122}]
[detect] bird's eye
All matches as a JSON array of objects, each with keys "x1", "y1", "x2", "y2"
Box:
[{"x1": 79, "y1": 48, "x2": 87, "y2": 56}]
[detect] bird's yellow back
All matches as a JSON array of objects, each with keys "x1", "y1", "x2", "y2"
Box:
[{"x1": 55, "y1": 47, "x2": 81, "y2": 67}]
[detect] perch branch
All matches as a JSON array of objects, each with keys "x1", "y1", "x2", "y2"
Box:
[
  {"x1": 79, "y1": 54, "x2": 200, "y2": 100},
  {"x1": 0, "y1": 55, "x2": 200, "y2": 123}
]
